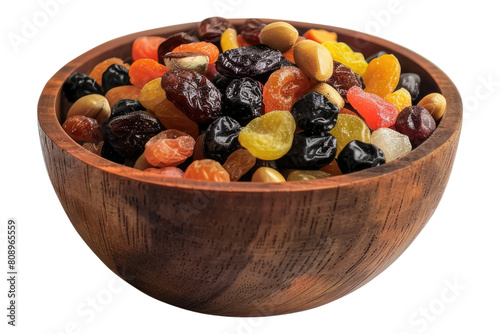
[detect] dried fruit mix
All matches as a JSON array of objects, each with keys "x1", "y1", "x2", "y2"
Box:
[{"x1": 61, "y1": 17, "x2": 445, "y2": 182}]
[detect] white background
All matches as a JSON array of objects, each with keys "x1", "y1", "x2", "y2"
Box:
[{"x1": 1, "y1": 0, "x2": 499, "y2": 333}]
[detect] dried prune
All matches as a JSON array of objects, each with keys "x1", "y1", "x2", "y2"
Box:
[
  {"x1": 63, "y1": 72, "x2": 103, "y2": 102},
  {"x1": 110, "y1": 99, "x2": 146, "y2": 119},
  {"x1": 326, "y1": 61, "x2": 363, "y2": 102},
  {"x1": 337, "y1": 140, "x2": 385, "y2": 174},
  {"x1": 104, "y1": 112, "x2": 162, "y2": 159},
  {"x1": 161, "y1": 69, "x2": 222, "y2": 124},
  {"x1": 215, "y1": 45, "x2": 284, "y2": 78},
  {"x1": 223, "y1": 77, "x2": 263, "y2": 124},
  {"x1": 157, "y1": 32, "x2": 200, "y2": 63},
  {"x1": 241, "y1": 19, "x2": 266, "y2": 45},
  {"x1": 198, "y1": 17, "x2": 232, "y2": 43},
  {"x1": 278, "y1": 132, "x2": 337, "y2": 170},
  {"x1": 102, "y1": 64, "x2": 131, "y2": 93},
  {"x1": 291, "y1": 92, "x2": 339, "y2": 135},
  {"x1": 203, "y1": 116, "x2": 242, "y2": 163},
  {"x1": 396, "y1": 73, "x2": 421, "y2": 102}
]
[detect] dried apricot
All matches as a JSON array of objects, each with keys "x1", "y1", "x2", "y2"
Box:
[
  {"x1": 129, "y1": 59, "x2": 168, "y2": 88},
  {"x1": 322, "y1": 42, "x2": 368, "y2": 76},
  {"x1": 263, "y1": 66, "x2": 310, "y2": 112},
  {"x1": 304, "y1": 29, "x2": 338, "y2": 44},
  {"x1": 363, "y1": 54, "x2": 401, "y2": 98},
  {"x1": 132, "y1": 36, "x2": 166, "y2": 62},
  {"x1": 220, "y1": 27, "x2": 239, "y2": 52},
  {"x1": 104, "y1": 85, "x2": 142, "y2": 109},
  {"x1": 144, "y1": 129, "x2": 195, "y2": 167},
  {"x1": 385, "y1": 88, "x2": 412, "y2": 112},
  {"x1": 184, "y1": 159, "x2": 230, "y2": 182}
]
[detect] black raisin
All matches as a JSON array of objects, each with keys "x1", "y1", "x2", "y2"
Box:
[
  {"x1": 396, "y1": 73, "x2": 421, "y2": 102},
  {"x1": 223, "y1": 78, "x2": 263, "y2": 125},
  {"x1": 102, "y1": 64, "x2": 131, "y2": 93},
  {"x1": 202, "y1": 116, "x2": 242, "y2": 164},
  {"x1": 110, "y1": 99, "x2": 146, "y2": 119},
  {"x1": 337, "y1": 140, "x2": 385, "y2": 174},
  {"x1": 63, "y1": 72, "x2": 103, "y2": 103},
  {"x1": 215, "y1": 45, "x2": 283, "y2": 78},
  {"x1": 103, "y1": 112, "x2": 162, "y2": 159},
  {"x1": 291, "y1": 92, "x2": 339, "y2": 135},
  {"x1": 278, "y1": 132, "x2": 337, "y2": 170}
]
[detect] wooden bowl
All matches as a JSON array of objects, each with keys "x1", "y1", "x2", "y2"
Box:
[{"x1": 37, "y1": 19, "x2": 462, "y2": 316}]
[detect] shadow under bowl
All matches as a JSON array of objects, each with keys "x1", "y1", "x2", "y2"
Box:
[{"x1": 38, "y1": 19, "x2": 462, "y2": 316}]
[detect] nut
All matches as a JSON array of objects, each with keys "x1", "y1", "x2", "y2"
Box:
[
  {"x1": 293, "y1": 40, "x2": 333, "y2": 81},
  {"x1": 67, "y1": 94, "x2": 110, "y2": 123},
  {"x1": 307, "y1": 82, "x2": 344, "y2": 110},
  {"x1": 162, "y1": 52, "x2": 209, "y2": 74},
  {"x1": 417, "y1": 93, "x2": 446, "y2": 121},
  {"x1": 251, "y1": 167, "x2": 286, "y2": 183},
  {"x1": 259, "y1": 21, "x2": 298, "y2": 52}
]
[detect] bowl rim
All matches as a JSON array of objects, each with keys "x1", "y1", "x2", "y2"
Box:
[{"x1": 37, "y1": 18, "x2": 462, "y2": 193}]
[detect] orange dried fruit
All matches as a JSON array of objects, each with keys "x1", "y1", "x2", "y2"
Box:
[
  {"x1": 144, "y1": 129, "x2": 195, "y2": 167},
  {"x1": 304, "y1": 29, "x2": 338, "y2": 44},
  {"x1": 132, "y1": 36, "x2": 166, "y2": 62},
  {"x1": 184, "y1": 159, "x2": 230, "y2": 182},
  {"x1": 129, "y1": 59, "x2": 169, "y2": 88},
  {"x1": 104, "y1": 85, "x2": 142, "y2": 109},
  {"x1": 263, "y1": 66, "x2": 310, "y2": 113}
]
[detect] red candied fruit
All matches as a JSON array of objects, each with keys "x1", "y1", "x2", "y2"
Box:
[
  {"x1": 263, "y1": 66, "x2": 310, "y2": 113},
  {"x1": 346, "y1": 86, "x2": 398, "y2": 130},
  {"x1": 129, "y1": 59, "x2": 169, "y2": 88},
  {"x1": 132, "y1": 36, "x2": 166, "y2": 62}
]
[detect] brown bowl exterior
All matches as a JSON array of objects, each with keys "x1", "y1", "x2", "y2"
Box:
[{"x1": 37, "y1": 19, "x2": 462, "y2": 316}]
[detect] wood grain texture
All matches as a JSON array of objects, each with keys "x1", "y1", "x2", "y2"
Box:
[{"x1": 37, "y1": 19, "x2": 462, "y2": 316}]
